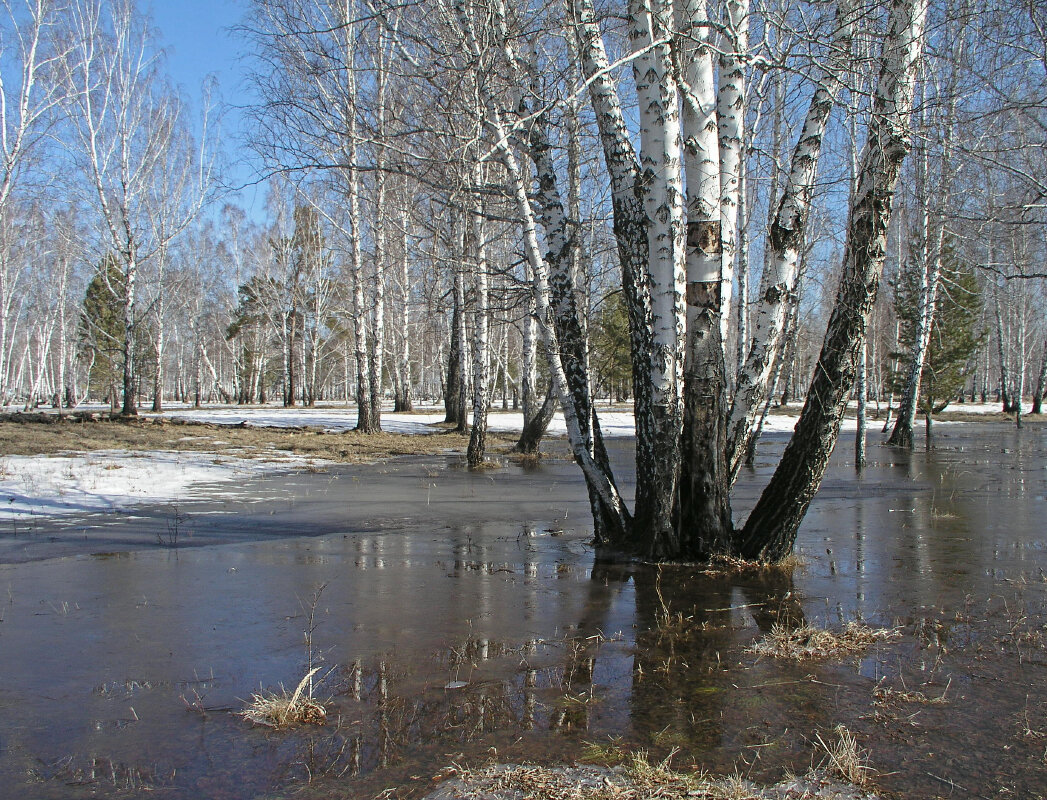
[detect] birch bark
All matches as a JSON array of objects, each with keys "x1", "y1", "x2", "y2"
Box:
[
  {"x1": 1031, "y1": 343, "x2": 1047, "y2": 414},
  {"x1": 628, "y1": 0, "x2": 686, "y2": 551},
  {"x1": 716, "y1": 0, "x2": 750, "y2": 344},
  {"x1": 726, "y1": 0, "x2": 856, "y2": 480},
  {"x1": 739, "y1": 0, "x2": 928, "y2": 560},
  {"x1": 678, "y1": 0, "x2": 732, "y2": 556},
  {"x1": 569, "y1": 0, "x2": 663, "y2": 544},
  {"x1": 395, "y1": 203, "x2": 412, "y2": 411},
  {"x1": 887, "y1": 87, "x2": 958, "y2": 446},
  {"x1": 466, "y1": 160, "x2": 490, "y2": 468}
]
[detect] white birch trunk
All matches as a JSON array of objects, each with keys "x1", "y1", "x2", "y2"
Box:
[
  {"x1": 993, "y1": 282, "x2": 1011, "y2": 410},
  {"x1": 631, "y1": 0, "x2": 685, "y2": 401},
  {"x1": 678, "y1": 0, "x2": 733, "y2": 553},
  {"x1": 570, "y1": 0, "x2": 684, "y2": 544},
  {"x1": 520, "y1": 266, "x2": 537, "y2": 423},
  {"x1": 396, "y1": 203, "x2": 412, "y2": 411},
  {"x1": 467, "y1": 160, "x2": 490, "y2": 467},
  {"x1": 856, "y1": 340, "x2": 867, "y2": 468},
  {"x1": 740, "y1": 0, "x2": 928, "y2": 560},
  {"x1": 367, "y1": 26, "x2": 391, "y2": 430},
  {"x1": 726, "y1": 0, "x2": 856, "y2": 479},
  {"x1": 493, "y1": 106, "x2": 630, "y2": 535},
  {"x1": 715, "y1": 0, "x2": 750, "y2": 344}
]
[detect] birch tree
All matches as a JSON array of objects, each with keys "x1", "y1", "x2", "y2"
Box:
[
  {"x1": 0, "y1": 0, "x2": 69, "y2": 404},
  {"x1": 564, "y1": 0, "x2": 926, "y2": 561},
  {"x1": 739, "y1": 0, "x2": 928, "y2": 559},
  {"x1": 886, "y1": 5, "x2": 967, "y2": 447},
  {"x1": 64, "y1": 0, "x2": 211, "y2": 416},
  {"x1": 243, "y1": 0, "x2": 390, "y2": 430},
  {"x1": 725, "y1": 0, "x2": 858, "y2": 481}
]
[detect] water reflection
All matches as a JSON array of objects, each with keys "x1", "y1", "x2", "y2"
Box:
[
  {"x1": 249, "y1": 564, "x2": 814, "y2": 797},
  {"x1": 1, "y1": 426, "x2": 1046, "y2": 799}
]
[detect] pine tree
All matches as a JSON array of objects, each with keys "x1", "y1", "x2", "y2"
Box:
[
  {"x1": 78, "y1": 255, "x2": 154, "y2": 411},
  {"x1": 78, "y1": 255, "x2": 126, "y2": 410},
  {"x1": 590, "y1": 292, "x2": 632, "y2": 402},
  {"x1": 890, "y1": 243, "x2": 983, "y2": 426}
]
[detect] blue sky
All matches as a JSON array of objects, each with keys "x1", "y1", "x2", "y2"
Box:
[{"x1": 147, "y1": 0, "x2": 267, "y2": 217}]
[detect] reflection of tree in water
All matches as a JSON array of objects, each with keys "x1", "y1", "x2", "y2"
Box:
[
  {"x1": 268, "y1": 563, "x2": 807, "y2": 795},
  {"x1": 627, "y1": 564, "x2": 804, "y2": 755}
]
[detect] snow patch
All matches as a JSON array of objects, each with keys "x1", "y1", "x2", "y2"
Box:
[{"x1": 0, "y1": 449, "x2": 320, "y2": 522}]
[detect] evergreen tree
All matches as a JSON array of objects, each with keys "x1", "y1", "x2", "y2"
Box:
[
  {"x1": 227, "y1": 276, "x2": 279, "y2": 403},
  {"x1": 590, "y1": 292, "x2": 632, "y2": 402},
  {"x1": 78, "y1": 255, "x2": 126, "y2": 410},
  {"x1": 921, "y1": 262, "x2": 983, "y2": 414},
  {"x1": 891, "y1": 244, "x2": 984, "y2": 419}
]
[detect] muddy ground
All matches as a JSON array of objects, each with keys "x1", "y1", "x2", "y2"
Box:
[{"x1": 0, "y1": 412, "x2": 533, "y2": 463}]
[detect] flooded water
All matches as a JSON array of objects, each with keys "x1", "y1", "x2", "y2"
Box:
[{"x1": 1, "y1": 423, "x2": 1045, "y2": 799}]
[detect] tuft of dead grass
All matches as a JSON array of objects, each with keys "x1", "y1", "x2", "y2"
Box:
[
  {"x1": 623, "y1": 751, "x2": 758, "y2": 799},
  {"x1": 240, "y1": 668, "x2": 327, "y2": 729},
  {"x1": 580, "y1": 737, "x2": 628, "y2": 766},
  {"x1": 873, "y1": 677, "x2": 950, "y2": 708},
  {"x1": 814, "y1": 725, "x2": 872, "y2": 787},
  {"x1": 429, "y1": 756, "x2": 763, "y2": 800},
  {"x1": 747, "y1": 621, "x2": 899, "y2": 661}
]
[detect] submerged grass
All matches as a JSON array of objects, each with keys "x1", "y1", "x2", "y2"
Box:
[
  {"x1": 873, "y1": 677, "x2": 951, "y2": 707},
  {"x1": 699, "y1": 553, "x2": 808, "y2": 575},
  {"x1": 748, "y1": 621, "x2": 899, "y2": 661}
]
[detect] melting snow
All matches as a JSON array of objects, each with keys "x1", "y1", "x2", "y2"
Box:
[
  {"x1": 0, "y1": 400, "x2": 1009, "y2": 523},
  {"x1": 0, "y1": 449, "x2": 319, "y2": 522}
]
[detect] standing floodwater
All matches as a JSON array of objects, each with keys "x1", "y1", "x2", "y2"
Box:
[{"x1": 0, "y1": 423, "x2": 1044, "y2": 799}]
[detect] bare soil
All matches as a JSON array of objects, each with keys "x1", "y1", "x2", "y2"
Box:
[{"x1": 0, "y1": 412, "x2": 523, "y2": 463}]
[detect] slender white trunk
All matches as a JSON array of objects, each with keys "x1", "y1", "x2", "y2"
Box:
[
  {"x1": 993, "y1": 282, "x2": 1011, "y2": 410},
  {"x1": 57, "y1": 261, "x2": 68, "y2": 411},
  {"x1": 521, "y1": 263, "x2": 537, "y2": 423},
  {"x1": 152, "y1": 257, "x2": 166, "y2": 412},
  {"x1": 735, "y1": 160, "x2": 749, "y2": 380},
  {"x1": 451, "y1": 0, "x2": 627, "y2": 526},
  {"x1": 368, "y1": 32, "x2": 390, "y2": 430},
  {"x1": 740, "y1": 0, "x2": 928, "y2": 560},
  {"x1": 467, "y1": 161, "x2": 490, "y2": 468},
  {"x1": 495, "y1": 107, "x2": 629, "y2": 531},
  {"x1": 121, "y1": 251, "x2": 137, "y2": 415},
  {"x1": 726, "y1": 0, "x2": 856, "y2": 478},
  {"x1": 397, "y1": 203, "x2": 412, "y2": 411},
  {"x1": 856, "y1": 340, "x2": 867, "y2": 468},
  {"x1": 715, "y1": 0, "x2": 750, "y2": 345}
]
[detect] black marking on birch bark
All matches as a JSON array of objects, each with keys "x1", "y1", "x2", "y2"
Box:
[
  {"x1": 687, "y1": 281, "x2": 721, "y2": 309},
  {"x1": 687, "y1": 220, "x2": 721, "y2": 257}
]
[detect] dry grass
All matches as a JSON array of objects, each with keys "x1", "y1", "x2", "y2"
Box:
[
  {"x1": 624, "y1": 752, "x2": 757, "y2": 799},
  {"x1": 814, "y1": 726, "x2": 872, "y2": 787},
  {"x1": 0, "y1": 414, "x2": 515, "y2": 464},
  {"x1": 580, "y1": 737, "x2": 628, "y2": 766},
  {"x1": 432, "y1": 756, "x2": 762, "y2": 800},
  {"x1": 698, "y1": 552, "x2": 807, "y2": 576},
  {"x1": 240, "y1": 668, "x2": 327, "y2": 729},
  {"x1": 873, "y1": 677, "x2": 950, "y2": 708},
  {"x1": 747, "y1": 621, "x2": 899, "y2": 661},
  {"x1": 428, "y1": 750, "x2": 882, "y2": 800}
]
